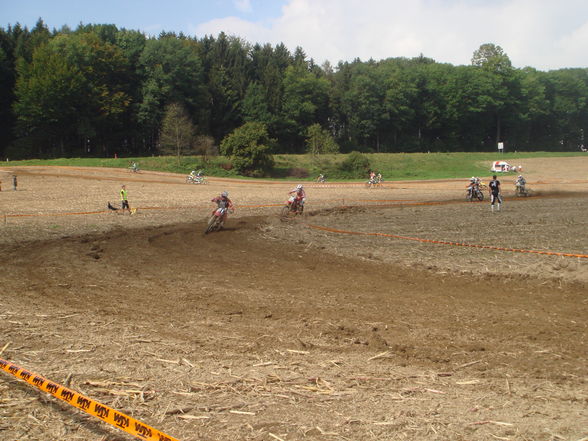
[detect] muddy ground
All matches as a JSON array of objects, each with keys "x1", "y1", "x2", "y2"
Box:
[{"x1": 0, "y1": 158, "x2": 587, "y2": 441}]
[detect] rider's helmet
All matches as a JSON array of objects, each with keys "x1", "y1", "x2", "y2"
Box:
[
  {"x1": 470, "y1": 177, "x2": 475, "y2": 182},
  {"x1": 296, "y1": 184, "x2": 303, "y2": 190},
  {"x1": 221, "y1": 191, "x2": 228, "y2": 198},
  {"x1": 518, "y1": 175, "x2": 522, "y2": 178}
]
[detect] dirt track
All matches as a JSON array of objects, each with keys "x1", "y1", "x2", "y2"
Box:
[{"x1": 0, "y1": 159, "x2": 587, "y2": 441}]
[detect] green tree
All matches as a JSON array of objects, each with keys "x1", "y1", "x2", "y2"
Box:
[
  {"x1": 159, "y1": 102, "x2": 197, "y2": 161},
  {"x1": 341, "y1": 62, "x2": 389, "y2": 151},
  {"x1": 242, "y1": 81, "x2": 273, "y2": 126},
  {"x1": 220, "y1": 122, "x2": 274, "y2": 176},
  {"x1": 306, "y1": 123, "x2": 339, "y2": 155},
  {"x1": 138, "y1": 36, "x2": 206, "y2": 147},
  {"x1": 544, "y1": 68, "x2": 588, "y2": 150},
  {"x1": 281, "y1": 64, "x2": 330, "y2": 151},
  {"x1": 13, "y1": 41, "x2": 86, "y2": 155},
  {"x1": 471, "y1": 43, "x2": 512, "y2": 72},
  {"x1": 0, "y1": 46, "x2": 14, "y2": 156},
  {"x1": 13, "y1": 31, "x2": 131, "y2": 156},
  {"x1": 471, "y1": 43, "x2": 519, "y2": 146},
  {"x1": 338, "y1": 151, "x2": 370, "y2": 178},
  {"x1": 199, "y1": 33, "x2": 250, "y2": 141}
]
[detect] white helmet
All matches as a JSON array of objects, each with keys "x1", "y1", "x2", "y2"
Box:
[
  {"x1": 221, "y1": 191, "x2": 228, "y2": 197},
  {"x1": 296, "y1": 184, "x2": 303, "y2": 190}
]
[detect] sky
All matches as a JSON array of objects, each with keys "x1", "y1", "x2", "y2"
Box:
[{"x1": 2, "y1": 0, "x2": 588, "y2": 71}]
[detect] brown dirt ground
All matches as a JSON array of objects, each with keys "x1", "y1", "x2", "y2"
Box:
[{"x1": 0, "y1": 158, "x2": 587, "y2": 441}]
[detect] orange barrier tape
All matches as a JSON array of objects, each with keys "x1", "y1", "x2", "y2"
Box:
[
  {"x1": 0, "y1": 358, "x2": 180, "y2": 441},
  {"x1": 0, "y1": 192, "x2": 576, "y2": 219},
  {"x1": 2, "y1": 203, "x2": 283, "y2": 218},
  {"x1": 5, "y1": 210, "x2": 109, "y2": 218},
  {"x1": 306, "y1": 223, "x2": 588, "y2": 259}
]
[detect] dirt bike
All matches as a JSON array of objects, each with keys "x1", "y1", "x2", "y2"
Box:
[
  {"x1": 515, "y1": 184, "x2": 529, "y2": 197},
  {"x1": 466, "y1": 185, "x2": 484, "y2": 201},
  {"x1": 366, "y1": 175, "x2": 383, "y2": 188},
  {"x1": 280, "y1": 196, "x2": 304, "y2": 219},
  {"x1": 186, "y1": 175, "x2": 207, "y2": 184},
  {"x1": 316, "y1": 175, "x2": 326, "y2": 183},
  {"x1": 204, "y1": 207, "x2": 229, "y2": 234}
]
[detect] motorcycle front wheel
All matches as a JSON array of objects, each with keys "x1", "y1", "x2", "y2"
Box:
[
  {"x1": 204, "y1": 215, "x2": 220, "y2": 234},
  {"x1": 280, "y1": 205, "x2": 291, "y2": 220}
]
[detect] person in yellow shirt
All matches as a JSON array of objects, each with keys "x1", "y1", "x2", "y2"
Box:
[{"x1": 120, "y1": 185, "x2": 131, "y2": 214}]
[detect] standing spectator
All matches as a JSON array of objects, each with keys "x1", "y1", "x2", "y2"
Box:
[
  {"x1": 120, "y1": 185, "x2": 131, "y2": 214},
  {"x1": 489, "y1": 175, "x2": 502, "y2": 212},
  {"x1": 12, "y1": 175, "x2": 17, "y2": 191}
]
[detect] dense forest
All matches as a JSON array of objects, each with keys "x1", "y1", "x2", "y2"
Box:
[{"x1": 1, "y1": 19, "x2": 587, "y2": 160}]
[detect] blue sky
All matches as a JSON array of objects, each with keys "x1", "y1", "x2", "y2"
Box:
[
  {"x1": 2, "y1": 0, "x2": 588, "y2": 70},
  {"x1": 0, "y1": 0, "x2": 286, "y2": 34}
]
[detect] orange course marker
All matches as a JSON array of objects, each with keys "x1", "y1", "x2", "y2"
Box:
[{"x1": 0, "y1": 358, "x2": 180, "y2": 441}]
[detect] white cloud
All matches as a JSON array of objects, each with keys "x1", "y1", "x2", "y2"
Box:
[
  {"x1": 192, "y1": 16, "x2": 272, "y2": 42},
  {"x1": 193, "y1": 0, "x2": 588, "y2": 70},
  {"x1": 233, "y1": 0, "x2": 252, "y2": 13}
]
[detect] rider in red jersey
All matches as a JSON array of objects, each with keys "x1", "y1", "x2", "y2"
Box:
[
  {"x1": 288, "y1": 184, "x2": 306, "y2": 212},
  {"x1": 211, "y1": 191, "x2": 234, "y2": 224}
]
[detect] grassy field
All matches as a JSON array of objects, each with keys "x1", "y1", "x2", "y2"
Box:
[{"x1": 1, "y1": 151, "x2": 584, "y2": 181}]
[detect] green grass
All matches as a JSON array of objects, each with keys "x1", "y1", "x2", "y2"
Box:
[
  {"x1": 272, "y1": 151, "x2": 585, "y2": 181},
  {"x1": 1, "y1": 151, "x2": 584, "y2": 181}
]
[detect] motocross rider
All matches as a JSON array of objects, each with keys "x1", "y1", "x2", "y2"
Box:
[
  {"x1": 467, "y1": 177, "x2": 478, "y2": 196},
  {"x1": 211, "y1": 191, "x2": 234, "y2": 224},
  {"x1": 515, "y1": 175, "x2": 526, "y2": 190},
  {"x1": 288, "y1": 184, "x2": 306, "y2": 211}
]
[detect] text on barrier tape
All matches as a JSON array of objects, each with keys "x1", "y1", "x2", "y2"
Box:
[{"x1": 0, "y1": 358, "x2": 180, "y2": 441}]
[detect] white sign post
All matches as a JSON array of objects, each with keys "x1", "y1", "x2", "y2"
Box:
[{"x1": 497, "y1": 142, "x2": 504, "y2": 153}]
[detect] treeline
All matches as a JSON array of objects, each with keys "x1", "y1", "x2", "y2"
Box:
[{"x1": 1, "y1": 19, "x2": 587, "y2": 159}]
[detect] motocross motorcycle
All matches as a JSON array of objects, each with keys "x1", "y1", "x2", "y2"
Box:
[
  {"x1": 280, "y1": 196, "x2": 304, "y2": 219},
  {"x1": 514, "y1": 181, "x2": 529, "y2": 197},
  {"x1": 466, "y1": 185, "x2": 484, "y2": 201},
  {"x1": 186, "y1": 175, "x2": 207, "y2": 184},
  {"x1": 204, "y1": 207, "x2": 228, "y2": 234}
]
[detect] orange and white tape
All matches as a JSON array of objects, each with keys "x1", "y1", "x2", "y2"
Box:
[
  {"x1": 0, "y1": 358, "x2": 180, "y2": 441},
  {"x1": 306, "y1": 223, "x2": 588, "y2": 259}
]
